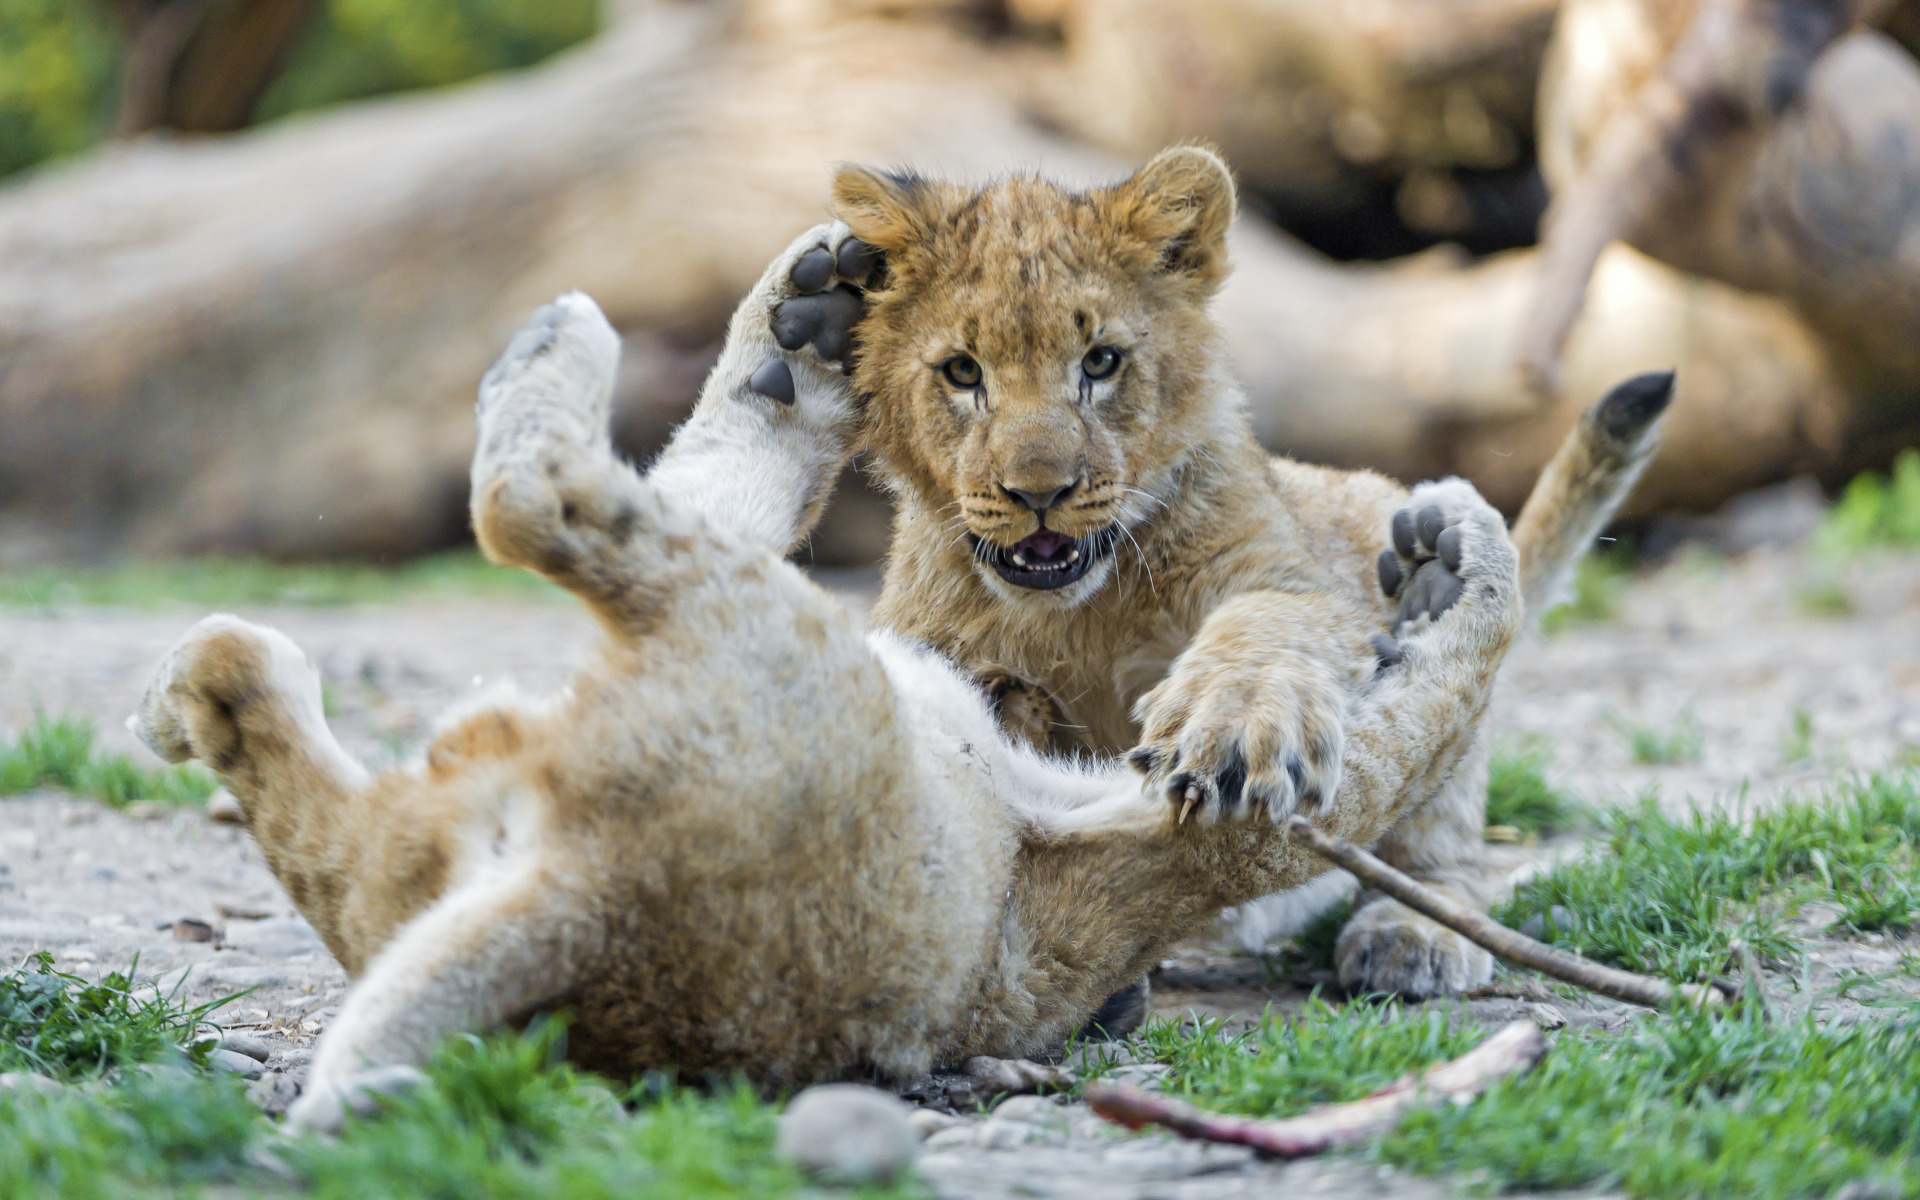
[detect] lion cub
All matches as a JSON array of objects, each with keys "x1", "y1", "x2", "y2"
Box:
[
  {"x1": 808, "y1": 146, "x2": 1673, "y2": 997},
  {"x1": 130, "y1": 226, "x2": 1529, "y2": 1129}
]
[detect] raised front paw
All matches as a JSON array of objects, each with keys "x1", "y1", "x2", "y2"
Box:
[
  {"x1": 1127, "y1": 655, "x2": 1344, "y2": 826},
  {"x1": 1373, "y1": 478, "x2": 1515, "y2": 641},
  {"x1": 734, "y1": 222, "x2": 883, "y2": 406},
  {"x1": 1334, "y1": 894, "x2": 1493, "y2": 998}
]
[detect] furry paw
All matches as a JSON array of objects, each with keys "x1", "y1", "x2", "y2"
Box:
[
  {"x1": 127, "y1": 614, "x2": 319, "y2": 774},
  {"x1": 1334, "y1": 895, "x2": 1493, "y2": 998},
  {"x1": 726, "y1": 222, "x2": 881, "y2": 408},
  {"x1": 1373, "y1": 479, "x2": 1514, "y2": 641},
  {"x1": 285, "y1": 1065, "x2": 427, "y2": 1135},
  {"x1": 477, "y1": 291, "x2": 621, "y2": 431},
  {"x1": 1128, "y1": 654, "x2": 1344, "y2": 826},
  {"x1": 977, "y1": 667, "x2": 1061, "y2": 752}
]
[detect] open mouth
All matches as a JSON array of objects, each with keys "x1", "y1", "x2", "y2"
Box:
[{"x1": 971, "y1": 525, "x2": 1120, "y2": 591}]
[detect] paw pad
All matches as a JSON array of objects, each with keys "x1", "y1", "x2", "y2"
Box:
[
  {"x1": 1378, "y1": 500, "x2": 1470, "y2": 634},
  {"x1": 749, "y1": 359, "x2": 795, "y2": 405}
]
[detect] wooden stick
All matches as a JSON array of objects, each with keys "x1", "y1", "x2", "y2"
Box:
[
  {"x1": 1086, "y1": 1019, "x2": 1547, "y2": 1157},
  {"x1": 1283, "y1": 817, "x2": 1734, "y2": 1008}
]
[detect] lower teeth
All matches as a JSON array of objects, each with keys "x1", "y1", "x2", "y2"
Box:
[{"x1": 1067, "y1": 547, "x2": 1080, "y2": 563}]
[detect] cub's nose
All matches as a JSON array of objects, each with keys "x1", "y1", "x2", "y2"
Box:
[{"x1": 1003, "y1": 481, "x2": 1076, "y2": 512}]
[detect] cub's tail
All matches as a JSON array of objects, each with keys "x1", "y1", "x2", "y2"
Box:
[{"x1": 1509, "y1": 371, "x2": 1675, "y2": 621}]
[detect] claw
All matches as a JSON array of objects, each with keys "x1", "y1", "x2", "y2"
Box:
[{"x1": 1178, "y1": 786, "x2": 1199, "y2": 825}]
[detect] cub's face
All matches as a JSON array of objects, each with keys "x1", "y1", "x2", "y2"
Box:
[{"x1": 833, "y1": 146, "x2": 1238, "y2": 608}]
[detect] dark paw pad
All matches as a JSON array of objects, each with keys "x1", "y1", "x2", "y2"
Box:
[
  {"x1": 748, "y1": 359, "x2": 795, "y2": 405},
  {"x1": 1397, "y1": 559, "x2": 1464, "y2": 627},
  {"x1": 1378, "y1": 499, "x2": 1472, "y2": 633},
  {"x1": 772, "y1": 288, "x2": 864, "y2": 364}
]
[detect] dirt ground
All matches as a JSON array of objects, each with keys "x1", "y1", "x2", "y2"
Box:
[{"x1": 3, "y1": 539, "x2": 1918, "y2": 1197}]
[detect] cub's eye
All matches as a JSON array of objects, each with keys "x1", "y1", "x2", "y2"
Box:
[
  {"x1": 1082, "y1": 346, "x2": 1123, "y2": 380},
  {"x1": 941, "y1": 355, "x2": 983, "y2": 389}
]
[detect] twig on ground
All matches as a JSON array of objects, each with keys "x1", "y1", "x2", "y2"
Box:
[
  {"x1": 1086, "y1": 1019, "x2": 1546, "y2": 1157},
  {"x1": 1284, "y1": 816, "x2": 1737, "y2": 1008}
]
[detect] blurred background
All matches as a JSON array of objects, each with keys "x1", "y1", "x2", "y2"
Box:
[{"x1": 0, "y1": 0, "x2": 1917, "y2": 573}]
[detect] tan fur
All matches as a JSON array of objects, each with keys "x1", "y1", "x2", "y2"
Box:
[
  {"x1": 829, "y1": 146, "x2": 1666, "y2": 992},
  {"x1": 130, "y1": 235, "x2": 1529, "y2": 1125}
]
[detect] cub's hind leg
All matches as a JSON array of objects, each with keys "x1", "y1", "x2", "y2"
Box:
[
  {"x1": 475, "y1": 222, "x2": 878, "y2": 627},
  {"x1": 128, "y1": 615, "x2": 376, "y2": 963},
  {"x1": 286, "y1": 859, "x2": 605, "y2": 1133},
  {"x1": 1336, "y1": 477, "x2": 1506, "y2": 998}
]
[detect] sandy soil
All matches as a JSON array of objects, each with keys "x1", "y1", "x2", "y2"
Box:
[{"x1": 2, "y1": 546, "x2": 1917, "y2": 1196}]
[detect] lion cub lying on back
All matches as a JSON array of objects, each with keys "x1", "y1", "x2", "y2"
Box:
[{"x1": 131, "y1": 225, "x2": 1530, "y2": 1130}]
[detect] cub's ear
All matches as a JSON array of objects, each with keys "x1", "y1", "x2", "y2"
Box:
[
  {"x1": 830, "y1": 165, "x2": 934, "y2": 253},
  {"x1": 1101, "y1": 144, "x2": 1237, "y2": 288}
]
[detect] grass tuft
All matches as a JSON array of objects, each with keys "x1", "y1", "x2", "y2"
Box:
[
  {"x1": 0, "y1": 712, "x2": 215, "y2": 807},
  {"x1": 1134, "y1": 993, "x2": 1920, "y2": 1198},
  {"x1": 0, "y1": 975, "x2": 922, "y2": 1198},
  {"x1": 0, "y1": 549, "x2": 559, "y2": 610},
  {"x1": 1539, "y1": 548, "x2": 1631, "y2": 635},
  {"x1": 0, "y1": 952, "x2": 227, "y2": 1082},
  {"x1": 1485, "y1": 737, "x2": 1581, "y2": 837},
  {"x1": 1608, "y1": 708, "x2": 1704, "y2": 766},
  {"x1": 1815, "y1": 449, "x2": 1920, "y2": 556},
  {"x1": 1495, "y1": 775, "x2": 1920, "y2": 982},
  {"x1": 1381, "y1": 1002, "x2": 1920, "y2": 1199}
]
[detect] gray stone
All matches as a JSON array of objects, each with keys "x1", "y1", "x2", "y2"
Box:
[
  {"x1": 220, "y1": 1032, "x2": 273, "y2": 1062},
  {"x1": 247, "y1": 1070, "x2": 301, "y2": 1115},
  {"x1": 0, "y1": 1071, "x2": 64, "y2": 1095},
  {"x1": 1518, "y1": 905, "x2": 1576, "y2": 940},
  {"x1": 210, "y1": 1048, "x2": 265, "y2": 1079},
  {"x1": 777, "y1": 1083, "x2": 916, "y2": 1186}
]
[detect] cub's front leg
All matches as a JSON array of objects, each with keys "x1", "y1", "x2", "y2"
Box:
[
  {"x1": 646, "y1": 221, "x2": 880, "y2": 552},
  {"x1": 1127, "y1": 593, "x2": 1377, "y2": 826}
]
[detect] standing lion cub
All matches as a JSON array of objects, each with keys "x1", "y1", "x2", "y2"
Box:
[
  {"x1": 806, "y1": 145, "x2": 1673, "y2": 997},
  {"x1": 130, "y1": 213, "x2": 1558, "y2": 1128}
]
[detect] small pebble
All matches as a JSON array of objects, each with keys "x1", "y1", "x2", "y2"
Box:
[
  {"x1": 172, "y1": 917, "x2": 223, "y2": 943},
  {"x1": 1530, "y1": 1003, "x2": 1569, "y2": 1031},
  {"x1": 0, "y1": 1072, "x2": 64, "y2": 1095},
  {"x1": 221, "y1": 1033, "x2": 273, "y2": 1063},
  {"x1": 206, "y1": 790, "x2": 244, "y2": 825},
  {"x1": 776, "y1": 1084, "x2": 916, "y2": 1186},
  {"x1": 1518, "y1": 905, "x2": 1576, "y2": 941},
  {"x1": 210, "y1": 1048, "x2": 266, "y2": 1079}
]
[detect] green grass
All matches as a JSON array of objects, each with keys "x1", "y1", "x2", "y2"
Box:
[
  {"x1": 0, "y1": 550, "x2": 559, "y2": 610},
  {"x1": 1608, "y1": 708, "x2": 1704, "y2": 766},
  {"x1": 0, "y1": 958, "x2": 923, "y2": 1199},
  {"x1": 1485, "y1": 737, "x2": 1581, "y2": 837},
  {"x1": 1494, "y1": 775, "x2": 1920, "y2": 984},
  {"x1": 1382, "y1": 1003, "x2": 1920, "y2": 1198},
  {"x1": 1815, "y1": 450, "x2": 1920, "y2": 557},
  {"x1": 0, "y1": 712, "x2": 216, "y2": 807},
  {"x1": 0, "y1": 952, "x2": 227, "y2": 1083},
  {"x1": 1130, "y1": 994, "x2": 1920, "y2": 1198},
  {"x1": 1539, "y1": 549, "x2": 1631, "y2": 636},
  {"x1": 1781, "y1": 708, "x2": 1816, "y2": 767}
]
